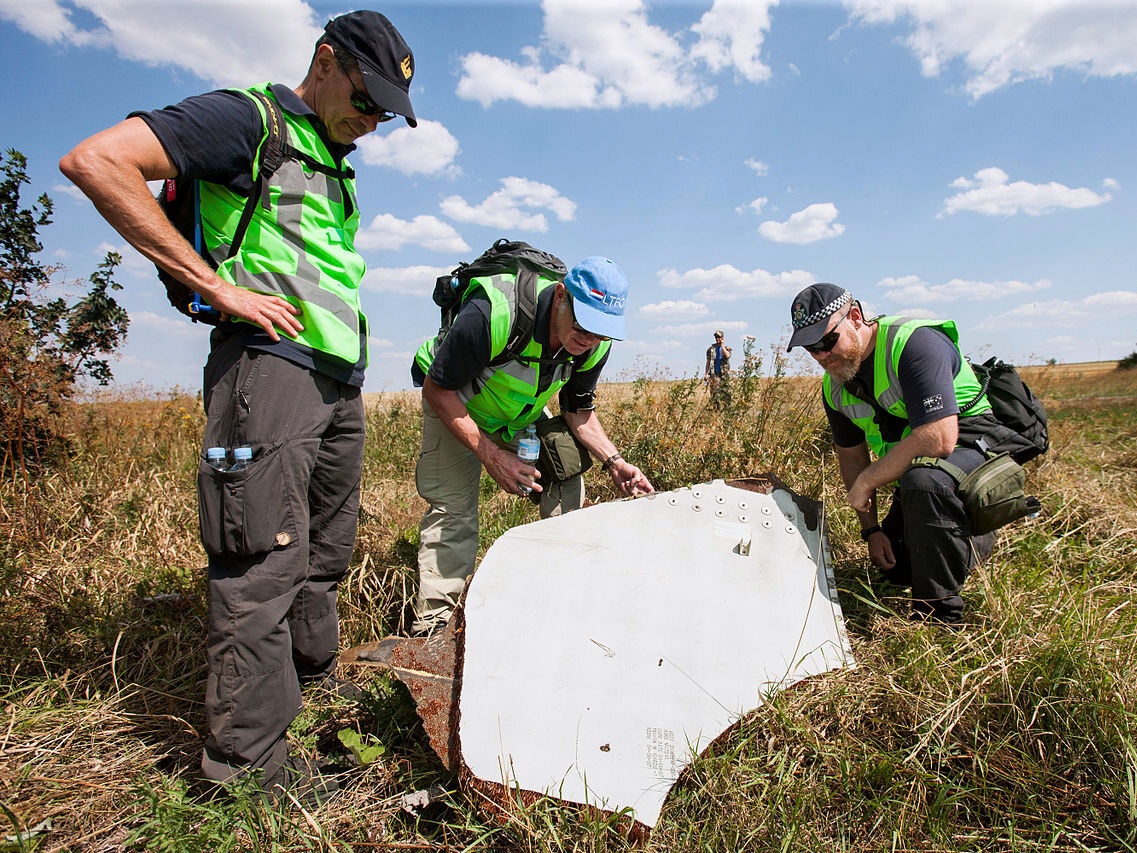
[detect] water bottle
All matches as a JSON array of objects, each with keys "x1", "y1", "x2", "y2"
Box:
[
  {"x1": 229, "y1": 446, "x2": 253, "y2": 471},
  {"x1": 516, "y1": 425, "x2": 540, "y2": 494},
  {"x1": 206, "y1": 446, "x2": 228, "y2": 470}
]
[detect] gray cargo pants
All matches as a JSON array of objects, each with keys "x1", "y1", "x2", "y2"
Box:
[
  {"x1": 197, "y1": 337, "x2": 364, "y2": 785},
  {"x1": 880, "y1": 445, "x2": 995, "y2": 623}
]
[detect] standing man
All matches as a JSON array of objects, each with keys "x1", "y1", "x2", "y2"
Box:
[
  {"x1": 788, "y1": 283, "x2": 999, "y2": 623},
  {"x1": 410, "y1": 256, "x2": 655, "y2": 635},
  {"x1": 60, "y1": 11, "x2": 417, "y2": 801},
  {"x1": 704, "y1": 329, "x2": 732, "y2": 407}
]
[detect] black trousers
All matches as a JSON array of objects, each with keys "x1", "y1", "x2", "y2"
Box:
[
  {"x1": 197, "y1": 337, "x2": 364, "y2": 785},
  {"x1": 880, "y1": 445, "x2": 995, "y2": 623}
]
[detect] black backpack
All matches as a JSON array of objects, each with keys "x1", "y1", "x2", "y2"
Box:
[
  {"x1": 431, "y1": 238, "x2": 567, "y2": 366},
  {"x1": 961, "y1": 357, "x2": 1050, "y2": 464},
  {"x1": 156, "y1": 90, "x2": 290, "y2": 324}
]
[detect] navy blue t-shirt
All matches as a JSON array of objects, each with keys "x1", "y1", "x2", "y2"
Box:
[
  {"x1": 411, "y1": 285, "x2": 608, "y2": 414},
  {"x1": 825, "y1": 326, "x2": 962, "y2": 448},
  {"x1": 133, "y1": 85, "x2": 367, "y2": 386}
]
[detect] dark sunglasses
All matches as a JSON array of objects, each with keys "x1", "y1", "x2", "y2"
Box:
[
  {"x1": 345, "y1": 75, "x2": 396, "y2": 121},
  {"x1": 804, "y1": 310, "x2": 851, "y2": 354},
  {"x1": 566, "y1": 294, "x2": 610, "y2": 342}
]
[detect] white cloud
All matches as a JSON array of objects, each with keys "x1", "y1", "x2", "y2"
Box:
[
  {"x1": 355, "y1": 120, "x2": 461, "y2": 177},
  {"x1": 758, "y1": 202, "x2": 845, "y2": 243},
  {"x1": 690, "y1": 0, "x2": 775, "y2": 83},
  {"x1": 355, "y1": 214, "x2": 470, "y2": 254},
  {"x1": 658, "y1": 264, "x2": 816, "y2": 302},
  {"x1": 455, "y1": 0, "x2": 776, "y2": 109},
  {"x1": 846, "y1": 0, "x2": 1137, "y2": 98},
  {"x1": 361, "y1": 265, "x2": 454, "y2": 297},
  {"x1": 639, "y1": 300, "x2": 710, "y2": 318},
  {"x1": 745, "y1": 158, "x2": 769, "y2": 176},
  {"x1": 941, "y1": 167, "x2": 1113, "y2": 216},
  {"x1": 0, "y1": 0, "x2": 321, "y2": 87},
  {"x1": 976, "y1": 289, "x2": 1137, "y2": 330},
  {"x1": 652, "y1": 320, "x2": 748, "y2": 338},
  {"x1": 128, "y1": 309, "x2": 199, "y2": 340},
  {"x1": 742, "y1": 196, "x2": 769, "y2": 215},
  {"x1": 440, "y1": 177, "x2": 576, "y2": 232},
  {"x1": 878, "y1": 274, "x2": 1052, "y2": 302}
]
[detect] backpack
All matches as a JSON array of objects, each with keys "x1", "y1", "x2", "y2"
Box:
[
  {"x1": 431, "y1": 238, "x2": 567, "y2": 366},
  {"x1": 960, "y1": 357, "x2": 1050, "y2": 464},
  {"x1": 156, "y1": 90, "x2": 289, "y2": 324}
]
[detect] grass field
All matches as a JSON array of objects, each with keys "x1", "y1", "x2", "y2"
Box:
[{"x1": 2, "y1": 355, "x2": 1136, "y2": 852}]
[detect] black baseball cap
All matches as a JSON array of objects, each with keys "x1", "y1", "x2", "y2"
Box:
[
  {"x1": 324, "y1": 11, "x2": 417, "y2": 127},
  {"x1": 787, "y1": 283, "x2": 852, "y2": 350}
]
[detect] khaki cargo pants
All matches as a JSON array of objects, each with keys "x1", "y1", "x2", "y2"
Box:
[{"x1": 413, "y1": 399, "x2": 583, "y2": 630}]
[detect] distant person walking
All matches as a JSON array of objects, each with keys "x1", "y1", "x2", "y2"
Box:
[
  {"x1": 60, "y1": 10, "x2": 418, "y2": 804},
  {"x1": 704, "y1": 330, "x2": 732, "y2": 408},
  {"x1": 788, "y1": 283, "x2": 1002, "y2": 624}
]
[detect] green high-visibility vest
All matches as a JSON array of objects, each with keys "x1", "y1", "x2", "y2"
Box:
[
  {"x1": 198, "y1": 83, "x2": 367, "y2": 365},
  {"x1": 415, "y1": 273, "x2": 610, "y2": 440},
  {"x1": 822, "y1": 316, "x2": 991, "y2": 458}
]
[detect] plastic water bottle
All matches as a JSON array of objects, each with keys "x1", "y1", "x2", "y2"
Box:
[
  {"x1": 206, "y1": 446, "x2": 228, "y2": 470},
  {"x1": 229, "y1": 446, "x2": 253, "y2": 471},
  {"x1": 516, "y1": 425, "x2": 540, "y2": 494}
]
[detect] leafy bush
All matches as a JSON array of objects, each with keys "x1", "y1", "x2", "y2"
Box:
[{"x1": 0, "y1": 148, "x2": 128, "y2": 481}]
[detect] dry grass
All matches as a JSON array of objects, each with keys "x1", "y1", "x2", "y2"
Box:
[{"x1": 2, "y1": 360, "x2": 1137, "y2": 851}]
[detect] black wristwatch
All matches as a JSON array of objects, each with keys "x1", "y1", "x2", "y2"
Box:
[{"x1": 860, "y1": 524, "x2": 883, "y2": 541}]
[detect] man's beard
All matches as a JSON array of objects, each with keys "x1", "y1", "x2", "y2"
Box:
[{"x1": 824, "y1": 333, "x2": 866, "y2": 386}]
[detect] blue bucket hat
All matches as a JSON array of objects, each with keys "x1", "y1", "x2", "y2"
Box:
[{"x1": 563, "y1": 257, "x2": 628, "y2": 341}]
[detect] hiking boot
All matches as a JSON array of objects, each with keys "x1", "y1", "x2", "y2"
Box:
[
  {"x1": 409, "y1": 614, "x2": 449, "y2": 638},
  {"x1": 302, "y1": 673, "x2": 364, "y2": 702},
  {"x1": 265, "y1": 753, "x2": 341, "y2": 810}
]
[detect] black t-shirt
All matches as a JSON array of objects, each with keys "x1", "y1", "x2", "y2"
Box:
[
  {"x1": 412, "y1": 284, "x2": 608, "y2": 413},
  {"x1": 825, "y1": 325, "x2": 962, "y2": 448},
  {"x1": 133, "y1": 85, "x2": 367, "y2": 386}
]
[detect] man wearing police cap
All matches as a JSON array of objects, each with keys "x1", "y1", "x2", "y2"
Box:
[
  {"x1": 788, "y1": 284, "x2": 999, "y2": 624},
  {"x1": 61, "y1": 9, "x2": 418, "y2": 802}
]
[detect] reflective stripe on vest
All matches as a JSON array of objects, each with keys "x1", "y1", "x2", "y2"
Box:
[
  {"x1": 823, "y1": 316, "x2": 991, "y2": 457},
  {"x1": 416, "y1": 273, "x2": 610, "y2": 440},
  {"x1": 198, "y1": 83, "x2": 366, "y2": 364}
]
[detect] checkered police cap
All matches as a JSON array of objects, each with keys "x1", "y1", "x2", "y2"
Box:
[{"x1": 787, "y1": 283, "x2": 852, "y2": 351}]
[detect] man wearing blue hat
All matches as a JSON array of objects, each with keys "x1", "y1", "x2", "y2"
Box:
[{"x1": 410, "y1": 255, "x2": 655, "y2": 635}]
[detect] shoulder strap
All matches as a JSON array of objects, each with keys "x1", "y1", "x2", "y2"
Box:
[
  {"x1": 910, "y1": 455, "x2": 968, "y2": 485},
  {"x1": 226, "y1": 90, "x2": 287, "y2": 262},
  {"x1": 490, "y1": 267, "x2": 540, "y2": 367}
]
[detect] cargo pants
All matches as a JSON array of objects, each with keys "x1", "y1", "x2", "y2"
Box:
[
  {"x1": 879, "y1": 445, "x2": 996, "y2": 623},
  {"x1": 197, "y1": 335, "x2": 364, "y2": 786},
  {"x1": 413, "y1": 398, "x2": 583, "y2": 631}
]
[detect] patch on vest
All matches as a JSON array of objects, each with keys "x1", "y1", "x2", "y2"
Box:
[{"x1": 922, "y1": 394, "x2": 944, "y2": 414}]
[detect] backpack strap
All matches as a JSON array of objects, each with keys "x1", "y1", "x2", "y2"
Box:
[
  {"x1": 226, "y1": 90, "x2": 288, "y2": 263},
  {"x1": 494, "y1": 266, "x2": 539, "y2": 366}
]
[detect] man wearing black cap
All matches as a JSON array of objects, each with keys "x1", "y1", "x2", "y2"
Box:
[
  {"x1": 788, "y1": 284, "x2": 999, "y2": 623},
  {"x1": 60, "y1": 11, "x2": 417, "y2": 802}
]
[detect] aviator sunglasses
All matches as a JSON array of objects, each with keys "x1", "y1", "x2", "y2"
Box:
[
  {"x1": 342, "y1": 67, "x2": 397, "y2": 120},
  {"x1": 804, "y1": 308, "x2": 852, "y2": 354},
  {"x1": 566, "y1": 294, "x2": 610, "y2": 342}
]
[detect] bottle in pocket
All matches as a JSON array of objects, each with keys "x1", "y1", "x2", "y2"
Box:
[{"x1": 229, "y1": 446, "x2": 253, "y2": 471}]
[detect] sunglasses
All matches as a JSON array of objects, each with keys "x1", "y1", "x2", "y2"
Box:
[
  {"x1": 566, "y1": 294, "x2": 610, "y2": 342},
  {"x1": 803, "y1": 310, "x2": 851, "y2": 354},
  {"x1": 345, "y1": 74, "x2": 396, "y2": 121}
]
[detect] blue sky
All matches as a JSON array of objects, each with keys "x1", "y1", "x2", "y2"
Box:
[{"x1": 3, "y1": 0, "x2": 1135, "y2": 393}]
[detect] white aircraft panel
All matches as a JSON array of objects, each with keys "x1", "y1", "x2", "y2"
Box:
[{"x1": 459, "y1": 480, "x2": 854, "y2": 827}]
